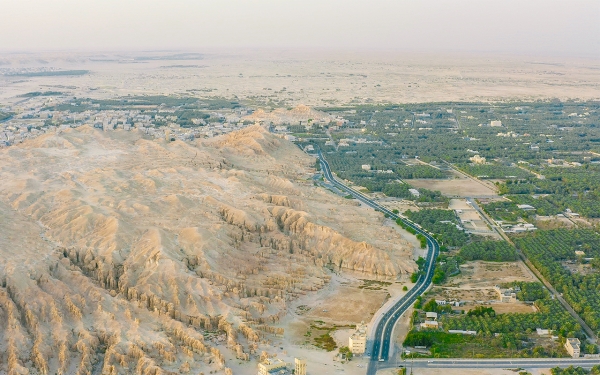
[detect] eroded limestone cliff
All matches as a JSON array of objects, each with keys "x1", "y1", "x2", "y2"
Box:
[{"x1": 0, "y1": 125, "x2": 413, "y2": 374}]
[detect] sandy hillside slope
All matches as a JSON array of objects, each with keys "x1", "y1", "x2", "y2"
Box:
[
  {"x1": 241, "y1": 105, "x2": 331, "y2": 125},
  {"x1": 0, "y1": 125, "x2": 413, "y2": 375}
]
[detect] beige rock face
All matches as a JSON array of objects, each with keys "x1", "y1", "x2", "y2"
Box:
[
  {"x1": 0, "y1": 125, "x2": 413, "y2": 374},
  {"x1": 241, "y1": 105, "x2": 330, "y2": 125}
]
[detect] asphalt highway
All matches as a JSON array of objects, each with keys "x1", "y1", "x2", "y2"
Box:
[
  {"x1": 316, "y1": 152, "x2": 599, "y2": 374},
  {"x1": 382, "y1": 358, "x2": 600, "y2": 370},
  {"x1": 317, "y1": 152, "x2": 440, "y2": 375}
]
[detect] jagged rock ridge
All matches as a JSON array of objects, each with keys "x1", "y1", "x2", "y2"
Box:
[{"x1": 0, "y1": 125, "x2": 413, "y2": 374}]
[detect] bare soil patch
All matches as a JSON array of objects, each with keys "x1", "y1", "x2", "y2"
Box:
[
  {"x1": 394, "y1": 306, "x2": 415, "y2": 347},
  {"x1": 491, "y1": 303, "x2": 537, "y2": 314},
  {"x1": 425, "y1": 261, "x2": 537, "y2": 311},
  {"x1": 449, "y1": 261, "x2": 536, "y2": 289},
  {"x1": 407, "y1": 178, "x2": 497, "y2": 197},
  {"x1": 460, "y1": 210, "x2": 483, "y2": 221},
  {"x1": 536, "y1": 215, "x2": 576, "y2": 229},
  {"x1": 303, "y1": 285, "x2": 389, "y2": 324},
  {"x1": 376, "y1": 197, "x2": 420, "y2": 214},
  {"x1": 562, "y1": 261, "x2": 597, "y2": 276},
  {"x1": 444, "y1": 301, "x2": 536, "y2": 314},
  {"x1": 449, "y1": 198, "x2": 472, "y2": 210}
]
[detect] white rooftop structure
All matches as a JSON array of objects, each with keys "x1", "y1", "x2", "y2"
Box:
[{"x1": 409, "y1": 188, "x2": 420, "y2": 197}]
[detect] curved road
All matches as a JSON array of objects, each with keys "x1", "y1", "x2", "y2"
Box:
[
  {"x1": 317, "y1": 151, "x2": 596, "y2": 373},
  {"x1": 317, "y1": 151, "x2": 440, "y2": 375}
]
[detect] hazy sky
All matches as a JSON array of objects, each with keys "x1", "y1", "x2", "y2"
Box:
[{"x1": 1, "y1": 0, "x2": 599, "y2": 56}]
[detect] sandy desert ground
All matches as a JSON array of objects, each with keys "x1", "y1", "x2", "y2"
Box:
[
  {"x1": 0, "y1": 125, "x2": 416, "y2": 374},
  {"x1": 1, "y1": 50, "x2": 599, "y2": 105}
]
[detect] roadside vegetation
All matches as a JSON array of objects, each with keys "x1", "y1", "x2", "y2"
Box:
[
  {"x1": 403, "y1": 330, "x2": 566, "y2": 358},
  {"x1": 405, "y1": 209, "x2": 469, "y2": 248},
  {"x1": 551, "y1": 366, "x2": 600, "y2": 375},
  {"x1": 405, "y1": 293, "x2": 582, "y2": 358},
  {"x1": 441, "y1": 297, "x2": 581, "y2": 337}
]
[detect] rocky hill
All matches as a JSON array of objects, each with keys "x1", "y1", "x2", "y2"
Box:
[
  {"x1": 0, "y1": 125, "x2": 413, "y2": 375},
  {"x1": 242, "y1": 105, "x2": 330, "y2": 125}
]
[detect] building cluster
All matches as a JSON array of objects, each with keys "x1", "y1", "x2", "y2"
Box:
[
  {"x1": 0, "y1": 98, "x2": 255, "y2": 147},
  {"x1": 420, "y1": 312, "x2": 439, "y2": 329},
  {"x1": 500, "y1": 222, "x2": 537, "y2": 234},
  {"x1": 434, "y1": 299, "x2": 462, "y2": 307},
  {"x1": 337, "y1": 137, "x2": 383, "y2": 146},
  {"x1": 546, "y1": 158, "x2": 582, "y2": 168},
  {"x1": 496, "y1": 131, "x2": 521, "y2": 137}
]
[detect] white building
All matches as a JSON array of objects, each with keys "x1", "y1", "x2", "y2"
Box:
[
  {"x1": 409, "y1": 189, "x2": 420, "y2": 197},
  {"x1": 361, "y1": 164, "x2": 371, "y2": 171},
  {"x1": 448, "y1": 330, "x2": 477, "y2": 335},
  {"x1": 426, "y1": 312, "x2": 438, "y2": 320},
  {"x1": 469, "y1": 155, "x2": 487, "y2": 164},
  {"x1": 420, "y1": 320, "x2": 439, "y2": 329},
  {"x1": 536, "y1": 328, "x2": 551, "y2": 336},
  {"x1": 294, "y1": 358, "x2": 306, "y2": 375},
  {"x1": 490, "y1": 120, "x2": 502, "y2": 127},
  {"x1": 349, "y1": 322, "x2": 368, "y2": 354},
  {"x1": 517, "y1": 204, "x2": 536, "y2": 211}
]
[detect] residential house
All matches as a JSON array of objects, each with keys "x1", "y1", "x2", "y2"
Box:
[{"x1": 565, "y1": 338, "x2": 581, "y2": 358}]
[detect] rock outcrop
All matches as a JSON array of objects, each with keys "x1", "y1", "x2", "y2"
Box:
[{"x1": 0, "y1": 124, "x2": 413, "y2": 374}]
